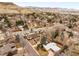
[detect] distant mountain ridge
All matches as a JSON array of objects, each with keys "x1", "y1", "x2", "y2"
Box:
[
  {"x1": 0, "y1": 2, "x2": 79, "y2": 15},
  {"x1": 26, "y1": 6, "x2": 79, "y2": 15}
]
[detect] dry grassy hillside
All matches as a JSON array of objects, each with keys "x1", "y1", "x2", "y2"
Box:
[{"x1": 0, "y1": 2, "x2": 32, "y2": 14}]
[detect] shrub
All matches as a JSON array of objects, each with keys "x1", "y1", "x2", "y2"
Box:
[
  {"x1": 59, "y1": 20, "x2": 63, "y2": 24},
  {"x1": 16, "y1": 20, "x2": 24, "y2": 26},
  {"x1": 4, "y1": 16, "x2": 11, "y2": 28},
  {"x1": 47, "y1": 19, "x2": 52, "y2": 23},
  {"x1": 67, "y1": 23, "x2": 73, "y2": 28},
  {"x1": 68, "y1": 31, "x2": 73, "y2": 38},
  {"x1": 70, "y1": 18, "x2": 76, "y2": 23},
  {"x1": 23, "y1": 24, "x2": 29, "y2": 30}
]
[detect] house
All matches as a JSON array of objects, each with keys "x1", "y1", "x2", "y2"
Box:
[{"x1": 43, "y1": 42, "x2": 61, "y2": 52}]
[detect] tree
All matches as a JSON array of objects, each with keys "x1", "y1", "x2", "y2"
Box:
[
  {"x1": 59, "y1": 20, "x2": 63, "y2": 24},
  {"x1": 70, "y1": 18, "x2": 76, "y2": 23},
  {"x1": 37, "y1": 36, "x2": 48, "y2": 49},
  {"x1": 67, "y1": 31, "x2": 73, "y2": 38},
  {"x1": 23, "y1": 24, "x2": 29, "y2": 30},
  {"x1": 16, "y1": 34, "x2": 20, "y2": 42},
  {"x1": 40, "y1": 36, "x2": 47, "y2": 45},
  {"x1": 0, "y1": 24, "x2": 3, "y2": 30},
  {"x1": 51, "y1": 30, "x2": 59, "y2": 40},
  {"x1": 60, "y1": 32, "x2": 64, "y2": 41},
  {"x1": 47, "y1": 19, "x2": 52, "y2": 23},
  {"x1": 67, "y1": 23, "x2": 73, "y2": 28},
  {"x1": 4, "y1": 16, "x2": 11, "y2": 28},
  {"x1": 16, "y1": 20, "x2": 24, "y2": 26}
]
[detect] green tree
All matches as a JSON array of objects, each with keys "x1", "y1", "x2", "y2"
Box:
[
  {"x1": 40, "y1": 36, "x2": 47, "y2": 45},
  {"x1": 4, "y1": 16, "x2": 11, "y2": 28},
  {"x1": 37, "y1": 36, "x2": 48, "y2": 49},
  {"x1": 16, "y1": 20, "x2": 24, "y2": 26},
  {"x1": 51, "y1": 30, "x2": 59, "y2": 40}
]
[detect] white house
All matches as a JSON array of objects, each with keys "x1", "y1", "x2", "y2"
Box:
[{"x1": 43, "y1": 42, "x2": 61, "y2": 52}]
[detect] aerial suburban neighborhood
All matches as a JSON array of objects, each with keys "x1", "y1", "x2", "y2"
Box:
[{"x1": 0, "y1": 2, "x2": 79, "y2": 56}]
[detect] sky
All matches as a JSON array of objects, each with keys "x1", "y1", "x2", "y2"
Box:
[{"x1": 14, "y1": 2, "x2": 79, "y2": 9}]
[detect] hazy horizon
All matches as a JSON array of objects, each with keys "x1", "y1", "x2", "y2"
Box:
[{"x1": 14, "y1": 2, "x2": 79, "y2": 9}]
